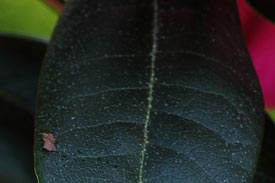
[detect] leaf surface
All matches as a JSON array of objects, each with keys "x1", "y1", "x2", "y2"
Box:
[{"x1": 34, "y1": 0, "x2": 265, "y2": 182}]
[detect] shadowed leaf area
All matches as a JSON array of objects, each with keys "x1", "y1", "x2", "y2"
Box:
[
  {"x1": 0, "y1": 35, "x2": 46, "y2": 182},
  {"x1": 0, "y1": 99, "x2": 35, "y2": 183},
  {"x1": 0, "y1": 35, "x2": 46, "y2": 113},
  {"x1": 254, "y1": 115, "x2": 275, "y2": 182},
  {"x1": 34, "y1": 0, "x2": 265, "y2": 182},
  {"x1": 247, "y1": 0, "x2": 275, "y2": 23}
]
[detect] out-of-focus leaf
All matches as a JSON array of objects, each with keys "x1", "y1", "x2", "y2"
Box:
[
  {"x1": 0, "y1": 35, "x2": 46, "y2": 113},
  {"x1": 42, "y1": 0, "x2": 65, "y2": 13},
  {"x1": 0, "y1": 99, "x2": 35, "y2": 183},
  {"x1": 237, "y1": 0, "x2": 275, "y2": 108},
  {"x1": 0, "y1": 0, "x2": 58, "y2": 38},
  {"x1": 246, "y1": 0, "x2": 275, "y2": 23},
  {"x1": 267, "y1": 109, "x2": 275, "y2": 123},
  {"x1": 34, "y1": 0, "x2": 264, "y2": 182},
  {"x1": 254, "y1": 114, "x2": 275, "y2": 182}
]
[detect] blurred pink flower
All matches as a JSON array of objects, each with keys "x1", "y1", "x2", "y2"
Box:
[{"x1": 236, "y1": 0, "x2": 275, "y2": 108}]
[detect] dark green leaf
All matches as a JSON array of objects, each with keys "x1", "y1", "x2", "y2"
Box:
[
  {"x1": 0, "y1": 99, "x2": 36, "y2": 183},
  {"x1": 254, "y1": 114, "x2": 275, "y2": 182},
  {"x1": 34, "y1": 0, "x2": 265, "y2": 182},
  {"x1": 0, "y1": 35, "x2": 46, "y2": 112},
  {"x1": 246, "y1": 0, "x2": 275, "y2": 23}
]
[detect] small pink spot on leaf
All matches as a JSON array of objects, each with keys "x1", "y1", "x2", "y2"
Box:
[{"x1": 42, "y1": 133, "x2": 56, "y2": 152}]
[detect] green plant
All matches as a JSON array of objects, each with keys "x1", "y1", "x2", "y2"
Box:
[
  {"x1": 34, "y1": 0, "x2": 265, "y2": 182},
  {"x1": 0, "y1": 0, "x2": 275, "y2": 182}
]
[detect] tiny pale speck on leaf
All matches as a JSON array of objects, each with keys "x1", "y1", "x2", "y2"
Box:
[{"x1": 42, "y1": 133, "x2": 56, "y2": 152}]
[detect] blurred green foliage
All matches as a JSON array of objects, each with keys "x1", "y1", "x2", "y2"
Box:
[
  {"x1": 0, "y1": 0, "x2": 58, "y2": 38},
  {"x1": 267, "y1": 109, "x2": 275, "y2": 123}
]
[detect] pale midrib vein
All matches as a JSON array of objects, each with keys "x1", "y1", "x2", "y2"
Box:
[{"x1": 138, "y1": 0, "x2": 158, "y2": 183}]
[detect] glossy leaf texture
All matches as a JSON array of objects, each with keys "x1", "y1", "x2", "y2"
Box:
[
  {"x1": 34, "y1": 0, "x2": 264, "y2": 182},
  {"x1": 0, "y1": 35, "x2": 46, "y2": 112},
  {"x1": 246, "y1": 0, "x2": 275, "y2": 23}
]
